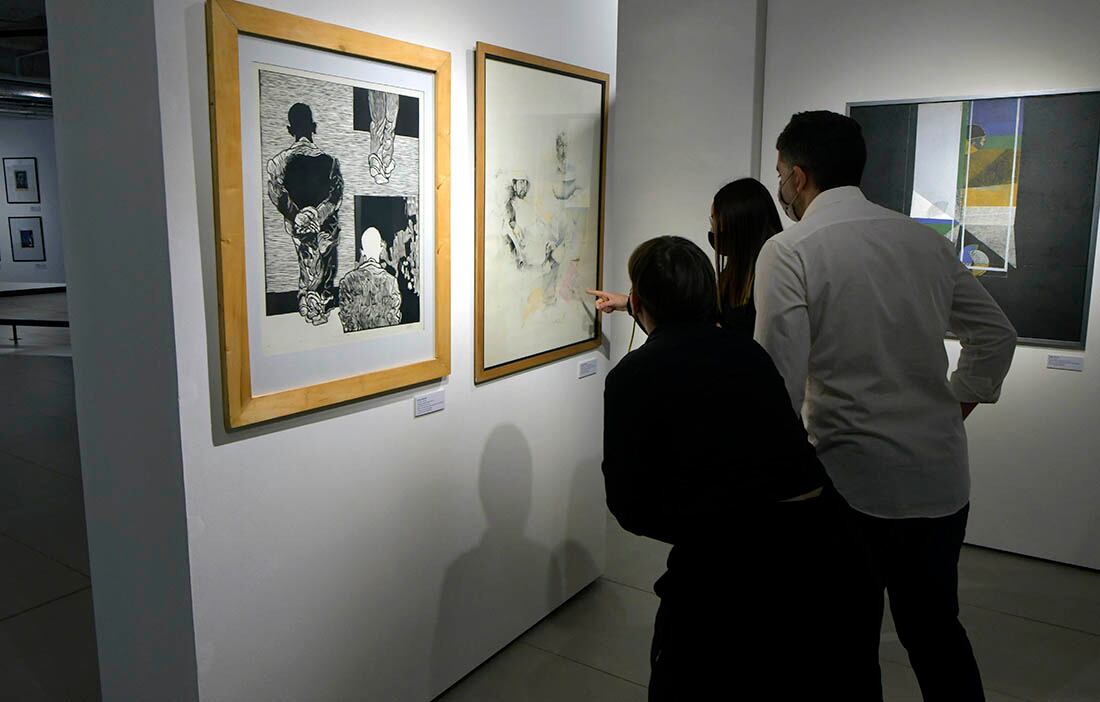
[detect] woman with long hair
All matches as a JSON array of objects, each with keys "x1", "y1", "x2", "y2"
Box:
[{"x1": 589, "y1": 177, "x2": 782, "y2": 337}]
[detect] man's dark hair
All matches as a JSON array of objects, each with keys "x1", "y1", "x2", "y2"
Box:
[
  {"x1": 628, "y1": 236, "x2": 718, "y2": 326},
  {"x1": 287, "y1": 103, "x2": 316, "y2": 139},
  {"x1": 776, "y1": 110, "x2": 867, "y2": 190}
]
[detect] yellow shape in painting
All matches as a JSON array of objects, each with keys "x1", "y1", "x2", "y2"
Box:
[
  {"x1": 964, "y1": 183, "x2": 1018, "y2": 207},
  {"x1": 523, "y1": 287, "x2": 545, "y2": 322}
]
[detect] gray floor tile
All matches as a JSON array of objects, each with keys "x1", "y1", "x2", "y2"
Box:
[
  {"x1": 881, "y1": 603, "x2": 1100, "y2": 702},
  {"x1": 2, "y1": 415, "x2": 82, "y2": 478},
  {"x1": 960, "y1": 546, "x2": 1100, "y2": 637},
  {"x1": 0, "y1": 533, "x2": 88, "y2": 620},
  {"x1": 0, "y1": 450, "x2": 81, "y2": 512},
  {"x1": 883, "y1": 660, "x2": 1025, "y2": 702},
  {"x1": 0, "y1": 327, "x2": 72, "y2": 357},
  {"x1": 0, "y1": 588, "x2": 100, "y2": 702},
  {"x1": 0, "y1": 489, "x2": 89, "y2": 574},
  {"x1": 881, "y1": 660, "x2": 929, "y2": 702},
  {"x1": 603, "y1": 512, "x2": 669, "y2": 594},
  {"x1": 434, "y1": 640, "x2": 646, "y2": 702},
  {"x1": 521, "y1": 578, "x2": 657, "y2": 686}
]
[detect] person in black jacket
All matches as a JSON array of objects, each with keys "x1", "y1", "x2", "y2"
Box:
[{"x1": 604, "y1": 235, "x2": 866, "y2": 700}]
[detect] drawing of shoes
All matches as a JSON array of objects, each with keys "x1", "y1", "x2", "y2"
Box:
[
  {"x1": 383, "y1": 157, "x2": 396, "y2": 175},
  {"x1": 368, "y1": 153, "x2": 383, "y2": 178}
]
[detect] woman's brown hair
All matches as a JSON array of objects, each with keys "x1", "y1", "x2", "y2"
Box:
[{"x1": 711, "y1": 178, "x2": 783, "y2": 311}]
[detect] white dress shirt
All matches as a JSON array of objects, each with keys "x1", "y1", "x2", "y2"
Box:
[{"x1": 754, "y1": 186, "x2": 1017, "y2": 519}]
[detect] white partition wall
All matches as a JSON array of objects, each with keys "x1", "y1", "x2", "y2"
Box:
[
  {"x1": 51, "y1": 0, "x2": 616, "y2": 699},
  {"x1": 47, "y1": 1, "x2": 199, "y2": 698},
  {"x1": 605, "y1": 0, "x2": 765, "y2": 361},
  {"x1": 760, "y1": 0, "x2": 1100, "y2": 570}
]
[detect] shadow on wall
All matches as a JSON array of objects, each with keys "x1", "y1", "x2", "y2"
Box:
[
  {"x1": 557, "y1": 456, "x2": 604, "y2": 598},
  {"x1": 430, "y1": 424, "x2": 579, "y2": 694}
]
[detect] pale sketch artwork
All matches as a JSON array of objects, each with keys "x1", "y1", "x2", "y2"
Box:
[
  {"x1": 257, "y1": 64, "x2": 423, "y2": 355},
  {"x1": 483, "y1": 58, "x2": 603, "y2": 368}
]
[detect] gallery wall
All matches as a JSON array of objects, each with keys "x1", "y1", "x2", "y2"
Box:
[
  {"x1": 760, "y1": 0, "x2": 1100, "y2": 569},
  {"x1": 604, "y1": 0, "x2": 764, "y2": 361},
  {"x1": 0, "y1": 116, "x2": 65, "y2": 284},
  {"x1": 153, "y1": 0, "x2": 616, "y2": 701},
  {"x1": 47, "y1": 1, "x2": 199, "y2": 699}
]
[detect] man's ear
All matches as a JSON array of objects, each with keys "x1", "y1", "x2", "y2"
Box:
[{"x1": 794, "y1": 164, "x2": 812, "y2": 192}]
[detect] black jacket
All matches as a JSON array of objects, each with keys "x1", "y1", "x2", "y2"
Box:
[{"x1": 602, "y1": 322, "x2": 826, "y2": 598}]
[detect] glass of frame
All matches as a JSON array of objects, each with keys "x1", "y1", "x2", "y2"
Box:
[
  {"x1": 8, "y1": 216, "x2": 45, "y2": 262},
  {"x1": 207, "y1": 0, "x2": 451, "y2": 427},
  {"x1": 474, "y1": 42, "x2": 608, "y2": 383},
  {"x1": 4, "y1": 157, "x2": 40, "y2": 204},
  {"x1": 850, "y1": 90, "x2": 1100, "y2": 349}
]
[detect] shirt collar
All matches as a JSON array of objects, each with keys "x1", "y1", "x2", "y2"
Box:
[{"x1": 801, "y1": 186, "x2": 866, "y2": 221}]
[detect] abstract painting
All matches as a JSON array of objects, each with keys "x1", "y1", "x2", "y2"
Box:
[
  {"x1": 3, "y1": 157, "x2": 39, "y2": 204},
  {"x1": 475, "y1": 43, "x2": 608, "y2": 382},
  {"x1": 208, "y1": 0, "x2": 451, "y2": 427},
  {"x1": 8, "y1": 216, "x2": 45, "y2": 262},
  {"x1": 851, "y1": 91, "x2": 1100, "y2": 347}
]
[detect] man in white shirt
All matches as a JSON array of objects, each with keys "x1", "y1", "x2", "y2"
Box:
[{"x1": 755, "y1": 110, "x2": 1017, "y2": 701}]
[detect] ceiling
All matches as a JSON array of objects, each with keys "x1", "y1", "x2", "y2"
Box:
[{"x1": 0, "y1": 0, "x2": 50, "y2": 119}]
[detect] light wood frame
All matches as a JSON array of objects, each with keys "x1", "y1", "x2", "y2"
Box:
[
  {"x1": 474, "y1": 42, "x2": 608, "y2": 383},
  {"x1": 207, "y1": 0, "x2": 451, "y2": 428}
]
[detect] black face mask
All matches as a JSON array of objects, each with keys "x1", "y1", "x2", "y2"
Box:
[{"x1": 707, "y1": 230, "x2": 717, "y2": 249}]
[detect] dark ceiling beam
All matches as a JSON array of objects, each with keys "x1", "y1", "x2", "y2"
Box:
[{"x1": 0, "y1": 27, "x2": 47, "y2": 38}]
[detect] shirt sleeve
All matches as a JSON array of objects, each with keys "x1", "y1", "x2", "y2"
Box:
[
  {"x1": 753, "y1": 237, "x2": 811, "y2": 417},
  {"x1": 947, "y1": 261, "x2": 1017, "y2": 403}
]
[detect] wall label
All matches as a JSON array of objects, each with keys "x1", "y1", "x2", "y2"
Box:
[
  {"x1": 1047, "y1": 355, "x2": 1085, "y2": 372},
  {"x1": 414, "y1": 389, "x2": 445, "y2": 417},
  {"x1": 577, "y1": 358, "x2": 598, "y2": 379}
]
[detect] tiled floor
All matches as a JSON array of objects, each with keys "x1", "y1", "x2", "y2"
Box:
[
  {"x1": 2, "y1": 351, "x2": 1099, "y2": 701},
  {"x1": 437, "y1": 514, "x2": 1100, "y2": 701},
  {"x1": 0, "y1": 354, "x2": 98, "y2": 701}
]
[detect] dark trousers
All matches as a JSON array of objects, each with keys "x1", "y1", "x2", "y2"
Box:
[
  {"x1": 844, "y1": 501, "x2": 985, "y2": 702},
  {"x1": 648, "y1": 490, "x2": 871, "y2": 701}
]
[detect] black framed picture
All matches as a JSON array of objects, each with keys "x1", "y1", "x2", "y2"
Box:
[
  {"x1": 8, "y1": 216, "x2": 45, "y2": 262},
  {"x1": 850, "y1": 90, "x2": 1100, "y2": 349},
  {"x1": 3, "y1": 157, "x2": 40, "y2": 204}
]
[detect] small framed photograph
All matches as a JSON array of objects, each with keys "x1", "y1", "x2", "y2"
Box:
[
  {"x1": 8, "y1": 216, "x2": 45, "y2": 262},
  {"x1": 3, "y1": 157, "x2": 40, "y2": 204}
]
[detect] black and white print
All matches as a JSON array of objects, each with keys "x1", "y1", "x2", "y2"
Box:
[{"x1": 259, "y1": 66, "x2": 421, "y2": 334}]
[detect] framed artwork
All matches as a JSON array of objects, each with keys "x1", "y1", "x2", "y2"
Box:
[
  {"x1": 4, "y1": 157, "x2": 40, "y2": 204},
  {"x1": 850, "y1": 90, "x2": 1100, "y2": 348},
  {"x1": 474, "y1": 42, "x2": 608, "y2": 383},
  {"x1": 8, "y1": 216, "x2": 45, "y2": 262},
  {"x1": 207, "y1": 0, "x2": 451, "y2": 428}
]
